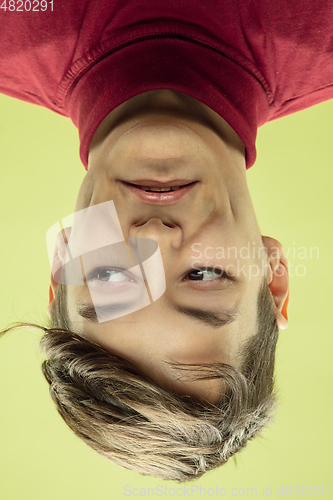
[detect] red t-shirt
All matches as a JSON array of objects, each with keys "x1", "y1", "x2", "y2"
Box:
[{"x1": 1, "y1": 0, "x2": 333, "y2": 169}]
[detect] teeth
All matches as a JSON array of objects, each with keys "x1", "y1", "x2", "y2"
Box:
[{"x1": 138, "y1": 186, "x2": 181, "y2": 192}]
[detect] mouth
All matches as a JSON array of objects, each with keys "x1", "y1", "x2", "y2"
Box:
[{"x1": 120, "y1": 180, "x2": 198, "y2": 204}]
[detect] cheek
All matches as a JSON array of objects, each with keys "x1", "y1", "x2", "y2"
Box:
[{"x1": 75, "y1": 173, "x2": 94, "y2": 212}]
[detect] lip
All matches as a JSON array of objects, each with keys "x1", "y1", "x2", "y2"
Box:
[
  {"x1": 124, "y1": 179, "x2": 194, "y2": 187},
  {"x1": 121, "y1": 181, "x2": 197, "y2": 204}
]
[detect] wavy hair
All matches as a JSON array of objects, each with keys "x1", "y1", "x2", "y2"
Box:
[{"x1": 1, "y1": 279, "x2": 278, "y2": 482}]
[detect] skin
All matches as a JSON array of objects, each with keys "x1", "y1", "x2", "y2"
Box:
[{"x1": 48, "y1": 90, "x2": 289, "y2": 403}]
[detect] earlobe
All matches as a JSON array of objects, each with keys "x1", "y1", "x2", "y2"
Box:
[
  {"x1": 280, "y1": 291, "x2": 289, "y2": 325},
  {"x1": 49, "y1": 282, "x2": 54, "y2": 304},
  {"x1": 262, "y1": 236, "x2": 290, "y2": 330}
]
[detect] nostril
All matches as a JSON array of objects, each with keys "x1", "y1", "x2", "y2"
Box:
[
  {"x1": 162, "y1": 222, "x2": 176, "y2": 228},
  {"x1": 134, "y1": 219, "x2": 178, "y2": 229}
]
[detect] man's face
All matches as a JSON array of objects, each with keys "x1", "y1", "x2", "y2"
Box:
[{"x1": 52, "y1": 90, "x2": 276, "y2": 403}]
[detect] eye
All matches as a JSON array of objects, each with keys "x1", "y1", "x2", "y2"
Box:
[
  {"x1": 95, "y1": 269, "x2": 128, "y2": 282},
  {"x1": 184, "y1": 267, "x2": 231, "y2": 281},
  {"x1": 87, "y1": 268, "x2": 136, "y2": 286}
]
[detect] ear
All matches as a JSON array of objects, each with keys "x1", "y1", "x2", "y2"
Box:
[
  {"x1": 46, "y1": 227, "x2": 71, "y2": 318},
  {"x1": 46, "y1": 273, "x2": 59, "y2": 318},
  {"x1": 262, "y1": 236, "x2": 290, "y2": 330}
]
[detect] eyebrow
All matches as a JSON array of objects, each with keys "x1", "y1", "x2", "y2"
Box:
[
  {"x1": 76, "y1": 302, "x2": 136, "y2": 322},
  {"x1": 173, "y1": 304, "x2": 238, "y2": 328},
  {"x1": 76, "y1": 301, "x2": 238, "y2": 328}
]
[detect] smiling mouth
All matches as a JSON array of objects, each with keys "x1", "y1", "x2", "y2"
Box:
[
  {"x1": 121, "y1": 181, "x2": 198, "y2": 204},
  {"x1": 126, "y1": 184, "x2": 185, "y2": 192}
]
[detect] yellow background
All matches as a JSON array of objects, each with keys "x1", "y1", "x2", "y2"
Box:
[{"x1": 0, "y1": 93, "x2": 332, "y2": 499}]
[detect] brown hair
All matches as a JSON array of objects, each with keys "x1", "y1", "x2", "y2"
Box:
[{"x1": 1, "y1": 279, "x2": 278, "y2": 482}]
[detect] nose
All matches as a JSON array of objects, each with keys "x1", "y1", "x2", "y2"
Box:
[{"x1": 129, "y1": 218, "x2": 183, "y2": 250}]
